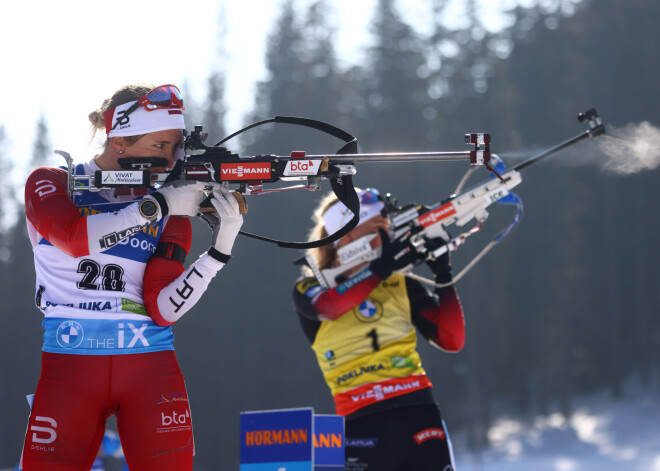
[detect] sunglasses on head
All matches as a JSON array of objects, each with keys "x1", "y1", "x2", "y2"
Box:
[
  {"x1": 360, "y1": 188, "x2": 381, "y2": 205},
  {"x1": 138, "y1": 84, "x2": 184, "y2": 110},
  {"x1": 109, "y1": 84, "x2": 185, "y2": 130}
]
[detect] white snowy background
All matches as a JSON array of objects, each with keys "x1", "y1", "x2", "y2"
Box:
[{"x1": 452, "y1": 380, "x2": 660, "y2": 470}]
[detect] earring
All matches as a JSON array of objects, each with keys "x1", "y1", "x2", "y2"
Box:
[{"x1": 118, "y1": 149, "x2": 124, "y2": 154}]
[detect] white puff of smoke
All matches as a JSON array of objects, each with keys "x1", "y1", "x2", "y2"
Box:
[{"x1": 597, "y1": 121, "x2": 660, "y2": 174}]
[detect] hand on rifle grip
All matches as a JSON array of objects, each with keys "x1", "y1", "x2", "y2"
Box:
[
  {"x1": 149, "y1": 180, "x2": 221, "y2": 218},
  {"x1": 200, "y1": 188, "x2": 244, "y2": 258},
  {"x1": 424, "y1": 236, "x2": 452, "y2": 283},
  {"x1": 200, "y1": 192, "x2": 248, "y2": 214},
  {"x1": 370, "y1": 228, "x2": 417, "y2": 280}
]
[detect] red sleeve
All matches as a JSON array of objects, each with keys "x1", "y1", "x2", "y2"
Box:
[
  {"x1": 25, "y1": 167, "x2": 90, "y2": 257},
  {"x1": 436, "y1": 288, "x2": 465, "y2": 351},
  {"x1": 313, "y1": 278, "x2": 381, "y2": 319},
  {"x1": 294, "y1": 271, "x2": 383, "y2": 321},
  {"x1": 143, "y1": 216, "x2": 192, "y2": 326},
  {"x1": 420, "y1": 287, "x2": 465, "y2": 352}
]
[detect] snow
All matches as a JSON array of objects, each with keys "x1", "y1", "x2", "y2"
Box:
[
  {"x1": 453, "y1": 384, "x2": 660, "y2": 470},
  {"x1": 5, "y1": 383, "x2": 658, "y2": 470}
]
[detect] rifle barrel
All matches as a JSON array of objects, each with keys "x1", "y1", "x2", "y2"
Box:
[
  {"x1": 513, "y1": 124, "x2": 605, "y2": 172},
  {"x1": 307, "y1": 151, "x2": 472, "y2": 163}
]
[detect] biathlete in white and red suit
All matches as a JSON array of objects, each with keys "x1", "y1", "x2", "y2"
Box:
[
  {"x1": 21, "y1": 83, "x2": 243, "y2": 471},
  {"x1": 292, "y1": 188, "x2": 466, "y2": 471}
]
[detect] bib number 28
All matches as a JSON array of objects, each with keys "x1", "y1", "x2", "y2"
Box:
[{"x1": 76, "y1": 259, "x2": 125, "y2": 291}]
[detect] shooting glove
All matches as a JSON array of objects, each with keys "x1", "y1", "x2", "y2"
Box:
[
  {"x1": 146, "y1": 180, "x2": 221, "y2": 220},
  {"x1": 370, "y1": 228, "x2": 417, "y2": 280},
  {"x1": 424, "y1": 236, "x2": 453, "y2": 284},
  {"x1": 200, "y1": 187, "x2": 244, "y2": 263}
]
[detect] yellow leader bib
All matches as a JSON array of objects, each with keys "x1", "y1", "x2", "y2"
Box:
[{"x1": 310, "y1": 273, "x2": 430, "y2": 414}]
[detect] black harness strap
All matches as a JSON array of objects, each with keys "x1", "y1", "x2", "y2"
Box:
[
  {"x1": 216, "y1": 116, "x2": 361, "y2": 249},
  {"x1": 238, "y1": 174, "x2": 360, "y2": 249}
]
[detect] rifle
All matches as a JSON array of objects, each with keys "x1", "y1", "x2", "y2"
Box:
[
  {"x1": 55, "y1": 116, "x2": 494, "y2": 249},
  {"x1": 302, "y1": 108, "x2": 606, "y2": 289}
]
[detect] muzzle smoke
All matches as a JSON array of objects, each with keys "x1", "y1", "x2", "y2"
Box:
[{"x1": 594, "y1": 122, "x2": 660, "y2": 174}]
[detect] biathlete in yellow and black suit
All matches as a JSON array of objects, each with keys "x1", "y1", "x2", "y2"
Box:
[{"x1": 292, "y1": 188, "x2": 465, "y2": 471}]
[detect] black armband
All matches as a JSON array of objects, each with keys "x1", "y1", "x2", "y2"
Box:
[
  {"x1": 208, "y1": 247, "x2": 231, "y2": 264},
  {"x1": 153, "y1": 242, "x2": 187, "y2": 264}
]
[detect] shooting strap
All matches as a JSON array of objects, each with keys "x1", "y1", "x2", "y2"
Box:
[
  {"x1": 238, "y1": 174, "x2": 360, "y2": 249},
  {"x1": 216, "y1": 116, "x2": 361, "y2": 249},
  {"x1": 213, "y1": 115, "x2": 357, "y2": 147}
]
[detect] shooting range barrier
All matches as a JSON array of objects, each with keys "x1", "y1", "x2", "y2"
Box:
[{"x1": 240, "y1": 408, "x2": 345, "y2": 470}]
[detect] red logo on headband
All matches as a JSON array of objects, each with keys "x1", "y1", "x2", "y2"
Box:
[{"x1": 220, "y1": 163, "x2": 271, "y2": 180}]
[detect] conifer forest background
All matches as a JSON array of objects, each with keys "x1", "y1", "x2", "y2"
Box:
[{"x1": 1, "y1": 0, "x2": 659, "y2": 468}]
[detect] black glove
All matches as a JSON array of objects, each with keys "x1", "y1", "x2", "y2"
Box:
[
  {"x1": 424, "y1": 236, "x2": 452, "y2": 284},
  {"x1": 370, "y1": 228, "x2": 418, "y2": 280}
]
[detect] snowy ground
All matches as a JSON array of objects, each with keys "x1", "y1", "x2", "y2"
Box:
[
  {"x1": 5, "y1": 384, "x2": 658, "y2": 470},
  {"x1": 453, "y1": 385, "x2": 660, "y2": 471}
]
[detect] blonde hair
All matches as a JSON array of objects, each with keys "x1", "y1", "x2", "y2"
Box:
[
  {"x1": 87, "y1": 83, "x2": 156, "y2": 146},
  {"x1": 305, "y1": 187, "x2": 367, "y2": 274},
  {"x1": 306, "y1": 192, "x2": 341, "y2": 274}
]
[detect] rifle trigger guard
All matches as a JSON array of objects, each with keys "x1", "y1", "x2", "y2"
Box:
[{"x1": 203, "y1": 162, "x2": 216, "y2": 182}]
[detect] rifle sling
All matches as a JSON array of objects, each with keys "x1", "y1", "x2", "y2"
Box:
[{"x1": 218, "y1": 115, "x2": 361, "y2": 249}]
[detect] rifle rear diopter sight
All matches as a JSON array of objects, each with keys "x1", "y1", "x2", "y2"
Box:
[{"x1": 186, "y1": 125, "x2": 209, "y2": 151}]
